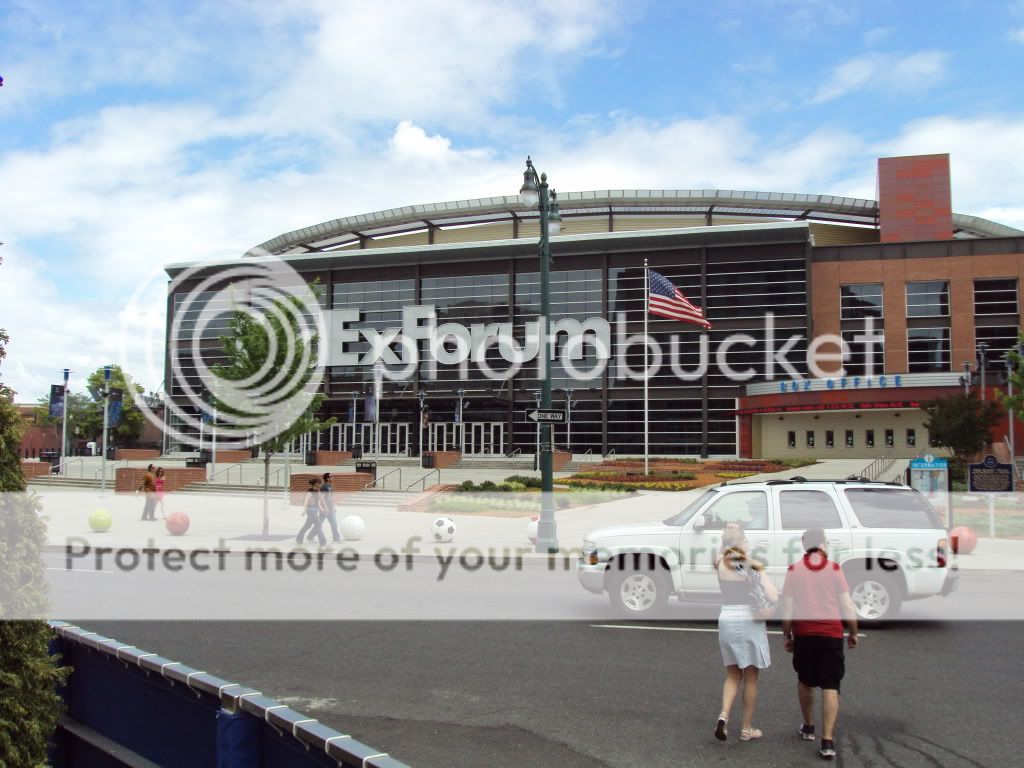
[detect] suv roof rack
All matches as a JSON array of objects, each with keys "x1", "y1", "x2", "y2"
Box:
[{"x1": 719, "y1": 477, "x2": 904, "y2": 487}]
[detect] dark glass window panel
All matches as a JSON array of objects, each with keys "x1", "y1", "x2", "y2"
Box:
[
  {"x1": 907, "y1": 327, "x2": 951, "y2": 372},
  {"x1": 974, "y1": 278, "x2": 1018, "y2": 316},
  {"x1": 841, "y1": 284, "x2": 883, "y2": 320},
  {"x1": 906, "y1": 280, "x2": 949, "y2": 317}
]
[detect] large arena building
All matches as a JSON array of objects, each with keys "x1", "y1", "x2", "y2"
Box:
[{"x1": 165, "y1": 153, "x2": 1024, "y2": 460}]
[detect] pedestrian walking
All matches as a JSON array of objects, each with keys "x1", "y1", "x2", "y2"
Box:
[
  {"x1": 714, "y1": 525, "x2": 778, "y2": 742},
  {"x1": 138, "y1": 464, "x2": 157, "y2": 521},
  {"x1": 154, "y1": 466, "x2": 166, "y2": 519},
  {"x1": 318, "y1": 472, "x2": 341, "y2": 544},
  {"x1": 296, "y1": 477, "x2": 327, "y2": 547},
  {"x1": 781, "y1": 528, "x2": 859, "y2": 761}
]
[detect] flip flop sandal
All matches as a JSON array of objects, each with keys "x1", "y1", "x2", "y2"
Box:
[{"x1": 740, "y1": 728, "x2": 763, "y2": 741}]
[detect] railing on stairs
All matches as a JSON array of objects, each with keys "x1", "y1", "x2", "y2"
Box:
[
  {"x1": 365, "y1": 467, "x2": 402, "y2": 491},
  {"x1": 406, "y1": 468, "x2": 440, "y2": 492},
  {"x1": 862, "y1": 446, "x2": 897, "y2": 482},
  {"x1": 206, "y1": 461, "x2": 247, "y2": 485},
  {"x1": 94, "y1": 459, "x2": 128, "y2": 481}
]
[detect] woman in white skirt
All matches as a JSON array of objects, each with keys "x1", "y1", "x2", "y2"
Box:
[{"x1": 714, "y1": 525, "x2": 779, "y2": 742}]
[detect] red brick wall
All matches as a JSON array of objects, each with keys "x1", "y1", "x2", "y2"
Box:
[
  {"x1": 289, "y1": 472, "x2": 372, "y2": 505},
  {"x1": 21, "y1": 461, "x2": 52, "y2": 478},
  {"x1": 115, "y1": 448, "x2": 161, "y2": 461},
  {"x1": 878, "y1": 154, "x2": 952, "y2": 243},
  {"x1": 314, "y1": 451, "x2": 353, "y2": 465},
  {"x1": 115, "y1": 468, "x2": 206, "y2": 494},
  {"x1": 552, "y1": 451, "x2": 572, "y2": 471},
  {"x1": 214, "y1": 449, "x2": 252, "y2": 464},
  {"x1": 425, "y1": 451, "x2": 461, "y2": 468}
]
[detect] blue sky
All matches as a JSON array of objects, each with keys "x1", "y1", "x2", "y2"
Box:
[{"x1": 2, "y1": 0, "x2": 1024, "y2": 399}]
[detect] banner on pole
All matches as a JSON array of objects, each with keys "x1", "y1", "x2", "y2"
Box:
[
  {"x1": 107, "y1": 388, "x2": 124, "y2": 428},
  {"x1": 49, "y1": 384, "x2": 66, "y2": 418}
]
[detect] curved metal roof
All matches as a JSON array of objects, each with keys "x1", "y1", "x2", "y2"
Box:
[{"x1": 247, "y1": 189, "x2": 1023, "y2": 257}]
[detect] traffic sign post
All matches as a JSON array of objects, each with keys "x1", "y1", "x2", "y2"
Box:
[{"x1": 525, "y1": 409, "x2": 566, "y2": 423}]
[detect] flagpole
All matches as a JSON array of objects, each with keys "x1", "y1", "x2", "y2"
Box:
[{"x1": 644, "y1": 259, "x2": 649, "y2": 476}]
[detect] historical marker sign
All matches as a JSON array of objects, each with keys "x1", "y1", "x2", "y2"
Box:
[{"x1": 968, "y1": 454, "x2": 1014, "y2": 494}]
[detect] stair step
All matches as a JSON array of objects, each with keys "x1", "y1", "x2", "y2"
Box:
[{"x1": 27, "y1": 476, "x2": 103, "y2": 488}]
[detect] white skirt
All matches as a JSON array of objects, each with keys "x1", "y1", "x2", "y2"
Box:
[{"x1": 718, "y1": 604, "x2": 771, "y2": 669}]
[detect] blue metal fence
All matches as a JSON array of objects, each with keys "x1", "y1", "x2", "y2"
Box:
[{"x1": 48, "y1": 621, "x2": 410, "y2": 768}]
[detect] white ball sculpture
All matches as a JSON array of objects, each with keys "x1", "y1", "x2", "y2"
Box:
[
  {"x1": 526, "y1": 515, "x2": 540, "y2": 544},
  {"x1": 340, "y1": 515, "x2": 365, "y2": 541},
  {"x1": 431, "y1": 516, "x2": 457, "y2": 543}
]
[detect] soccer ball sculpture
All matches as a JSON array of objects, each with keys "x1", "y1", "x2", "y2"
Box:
[{"x1": 431, "y1": 516, "x2": 457, "y2": 543}]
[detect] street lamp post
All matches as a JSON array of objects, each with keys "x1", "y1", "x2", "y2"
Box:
[
  {"x1": 564, "y1": 388, "x2": 573, "y2": 455},
  {"x1": 100, "y1": 365, "x2": 112, "y2": 494},
  {"x1": 418, "y1": 389, "x2": 427, "y2": 458},
  {"x1": 1008, "y1": 356, "x2": 1015, "y2": 463},
  {"x1": 520, "y1": 156, "x2": 563, "y2": 553},
  {"x1": 961, "y1": 361, "x2": 972, "y2": 396},
  {"x1": 977, "y1": 342, "x2": 989, "y2": 400},
  {"x1": 60, "y1": 368, "x2": 70, "y2": 475}
]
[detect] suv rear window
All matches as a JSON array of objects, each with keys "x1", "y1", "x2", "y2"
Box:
[{"x1": 844, "y1": 489, "x2": 943, "y2": 529}]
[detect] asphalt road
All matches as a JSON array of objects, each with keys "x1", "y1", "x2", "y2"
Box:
[{"x1": 81, "y1": 615, "x2": 1020, "y2": 768}]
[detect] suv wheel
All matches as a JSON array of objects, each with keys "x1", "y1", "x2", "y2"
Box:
[
  {"x1": 848, "y1": 572, "x2": 902, "y2": 622},
  {"x1": 609, "y1": 566, "x2": 669, "y2": 618}
]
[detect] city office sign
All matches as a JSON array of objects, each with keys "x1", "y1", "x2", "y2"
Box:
[{"x1": 777, "y1": 374, "x2": 903, "y2": 394}]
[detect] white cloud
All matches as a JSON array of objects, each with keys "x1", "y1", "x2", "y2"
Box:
[
  {"x1": 864, "y1": 27, "x2": 895, "y2": 46},
  {"x1": 811, "y1": 51, "x2": 950, "y2": 104},
  {"x1": 1009, "y1": 28, "x2": 1024, "y2": 43}
]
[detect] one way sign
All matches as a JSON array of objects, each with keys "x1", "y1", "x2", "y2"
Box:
[{"x1": 525, "y1": 409, "x2": 566, "y2": 423}]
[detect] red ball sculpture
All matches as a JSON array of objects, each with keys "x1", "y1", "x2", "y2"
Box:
[
  {"x1": 949, "y1": 525, "x2": 977, "y2": 555},
  {"x1": 165, "y1": 511, "x2": 191, "y2": 536}
]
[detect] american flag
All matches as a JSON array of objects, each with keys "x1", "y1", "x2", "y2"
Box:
[{"x1": 648, "y1": 270, "x2": 712, "y2": 328}]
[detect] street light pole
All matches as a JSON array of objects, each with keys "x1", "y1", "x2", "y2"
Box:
[
  {"x1": 977, "y1": 342, "x2": 989, "y2": 400},
  {"x1": 1008, "y1": 356, "x2": 1015, "y2": 463},
  {"x1": 564, "y1": 388, "x2": 573, "y2": 455},
  {"x1": 520, "y1": 155, "x2": 563, "y2": 553},
  {"x1": 60, "y1": 368, "x2": 70, "y2": 475},
  {"x1": 962, "y1": 361, "x2": 972, "y2": 396},
  {"x1": 418, "y1": 389, "x2": 426, "y2": 458},
  {"x1": 100, "y1": 365, "x2": 112, "y2": 494}
]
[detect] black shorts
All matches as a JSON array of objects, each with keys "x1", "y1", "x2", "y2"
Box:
[{"x1": 792, "y1": 635, "x2": 845, "y2": 692}]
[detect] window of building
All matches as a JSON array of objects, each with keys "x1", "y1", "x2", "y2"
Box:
[
  {"x1": 780, "y1": 490, "x2": 843, "y2": 530},
  {"x1": 826, "y1": 430, "x2": 835, "y2": 448},
  {"x1": 885, "y1": 429, "x2": 894, "y2": 447},
  {"x1": 865, "y1": 429, "x2": 875, "y2": 448},
  {"x1": 906, "y1": 428, "x2": 916, "y2": 447},
  {"x1": 787, "y1": 431, "x2": 796, "y2": 449},
  {"x1": 974, "y1": 278, "x2": 1018, "y2": 316},
  {"x1": 845, "y1": 430, "x2": 854, "y2": 448},
  {"x1": 841, "y1": 284, "x2": 884, "y2": 320},
  {"x1": 975, "y1": 325, "x2": 1021, "y2": 363},
  {"x1": 806, "y1": 430, "x2": 815, "y2": 448},
  {"x1": 908, "y1": 327, "x2": 951, "y2": 372},
  {"x1": 840, "y1": 329, "x2": 885, "y2": 377},
  {"x1": 906, "y1": 281, "x2": 949, "y2": 317}
]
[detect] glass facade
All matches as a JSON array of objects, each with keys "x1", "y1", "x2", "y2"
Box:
[
  {"x1": 840, "y1": 284, "x2": 883, "y2": 320},
  {"x1": 906, "y1": 280, "x2": 949, "y2": 317},
  {"x1": 907, "y1": 327, "x2": 951, "y2": 372}
]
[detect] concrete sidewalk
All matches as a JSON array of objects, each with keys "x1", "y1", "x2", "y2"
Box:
[{"x1": 28, "y1": 483, "x2": 1023, "y2": 572}]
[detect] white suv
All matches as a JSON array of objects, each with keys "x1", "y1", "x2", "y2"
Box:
[{"x1": 578, "y1": 477, "x2": 958, "y2": 621}]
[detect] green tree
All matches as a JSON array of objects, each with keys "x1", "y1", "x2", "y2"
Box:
[
  {"x1": 0, "y1": 256, "x2": 69, "y2": 767},
  {"x1": 1000, "y1": 334, "x2": 1024, "y2": 442},
  {"x1": 32, "y1": 391, "x2": 95, "y2": 454},
  {"x1": 922, "y1": 392, "x2": 1004, "y2": 477},
  {"x1": 82, "y1": 365, "x2": 145, "y2": 446},
  {"x1": 212, "y1": 283, "x2": 334, "y2": 537}
]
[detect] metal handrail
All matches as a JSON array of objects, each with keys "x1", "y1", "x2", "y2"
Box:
[
  {"x1": 94, "y1": 459, "x2": 128, "y2": 480},
  {"x1": 256, "y1": 465, "x2": 288, "y2": 488},
  {"x1": 505, "y1": 447, "x2": 522, "y2": 458},
  {"x1": 406, "y1": 468, "x2": 440, "y2": 492},
  {"x1": 207, "y1": 462, "x2": 246, "y2": 485},
  {"x1": 862, "y1": 446, "x2": 896, "y2": 481},
  {"x1": 53, "y1": 457, "x2": 87, "y2": 478},
  {"x1": 604, "y1": 448, "x2": 617, "y2": 460},
  {"x1": 365, "y1": 467, "x2": 402, "y2": 491}
]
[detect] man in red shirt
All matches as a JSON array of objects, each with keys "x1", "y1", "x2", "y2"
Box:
[{"x1": 782, "y1": 528, "x2": 859, "y2": 761}]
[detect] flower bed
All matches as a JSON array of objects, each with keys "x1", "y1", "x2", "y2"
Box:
[{"x1": 565, "y1": 458, "x2": 815, "y2": 492}]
